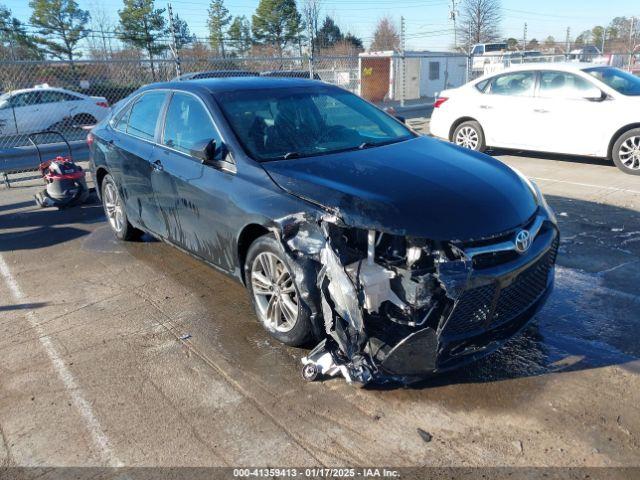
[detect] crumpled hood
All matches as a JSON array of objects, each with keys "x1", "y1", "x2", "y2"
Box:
[{"x1": 262, "y1": 136, "x2": 538, "y2": 240}]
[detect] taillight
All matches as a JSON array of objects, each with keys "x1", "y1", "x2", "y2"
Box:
[
  {"x1": 434, "y1": 97, "x2": 449, "y2": 108},
  {"x1": 86, "y1": 132, "x2": 94, "y2": 147},
  {"x1": 96, "y1": 101, "x2": 109, "y2": 108}
]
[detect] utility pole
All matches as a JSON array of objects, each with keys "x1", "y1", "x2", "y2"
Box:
[
  {"x1": 167, "y1": 2, "x2": 182, "y2": 78},
  {"x1": 629, "y1": 16, "x2": 635, "y2": 71},
  {"x1": 400, "y1": 16, "x2": 406, "y2": 107},
  {"x1": 449, "y1": 0, "x2": 458, "y2": 50},
  {"x1": 523, "y1": 22, "x2": 528, "y2": 52},
  {"x1": 565, "y1": 27, "x2": 571, "y2": 58},
  {"x1": 307, "y1": 8, "x2": 314, "y2": 80}
]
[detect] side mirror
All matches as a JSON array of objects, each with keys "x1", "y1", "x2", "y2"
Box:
[
  {"x1": 190, "y1": 139, "x2": 218, "y2": 165},
  {"x1": 584, "y1": 89, "x2": 608, "y2": 102},
  {"x1": 383, "y1": 106, "x2": 406, "y2": 124}
]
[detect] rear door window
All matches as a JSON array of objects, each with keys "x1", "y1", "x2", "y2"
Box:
[
  {"x1": 162, "y1": 92, "x2": 220, "y2": 156},
  {"x1": 39, "y1": 91, "x2": 80, "y2": 103},
  {"x1": 488, "y1": 72, "x2": 536, "y2": 97},
  {"x1": 11, "y1": 92, "x2": 41, "y2": 107},
  {"x1": 126, "y1": 91, "x2": 167, "y2": 141}
]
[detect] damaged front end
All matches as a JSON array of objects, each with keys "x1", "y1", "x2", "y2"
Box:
[{"x1": 273, "y1": 209, "x2": 558, "y2": 386}]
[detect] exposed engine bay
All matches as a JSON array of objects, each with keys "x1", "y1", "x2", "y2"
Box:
[
  {"x1": 270, "y1": 208, "x2": 558, "y2": 386},
  {"x1": 274, "y1": 212, "x2": 472, "y2": 384}
]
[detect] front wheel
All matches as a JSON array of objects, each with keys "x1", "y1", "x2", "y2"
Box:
[
  {"x1": 452, "y1": 120, "x2": 486, "y2": 152},
  {"x1": 612, "y1": 128, "x2": 640, "y2": 175},
  {"x1": 245, "y1": 235, "x2": 314, "y2": 346},
  {"x1": 101, "y1": 174, "x2": 142, "y2": 240}
]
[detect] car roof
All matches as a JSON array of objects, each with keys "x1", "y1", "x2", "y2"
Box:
[
  {"x1": 177, "y1": 70, "x2": 259, "y2": 80},
  {"x1": 485, "y1": 62, "x2": 603, "y2": 74},
  {"x1": 7, "y1": 85, "x2": 83, "y2": 96},
  {"x1": 143, "y1": 76, "x2": 327, "y2": 94}
]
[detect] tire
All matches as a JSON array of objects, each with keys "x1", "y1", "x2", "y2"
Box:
[
  {"x1": 612, "y1": 128, "x2": 640, "y2": 175},
  {"x1": 73, "y1": 113, "x2": 97, "y2": 127},
  {"x1": 100, "y1": 174, "x2": 142, "y2": 241},
  {"x1": 245, "y1": 235, "x2": 314, "y2": 346},
  {"x1": 452, "y1": 120, "x2": 486, "y2": 152}
]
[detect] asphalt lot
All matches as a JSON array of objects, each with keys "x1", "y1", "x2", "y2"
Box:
[{"x1": 1, "y1": 120, "x2": 639, "y2": 470}]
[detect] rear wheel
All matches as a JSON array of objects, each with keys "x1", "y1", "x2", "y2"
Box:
[
  {"x1": 101, "y1": 174, "x2": 142, "y2": 240},
  {"x1": 453, "y1": 120, "x2": 486, "y2": 152},
  {"x1": 612, "y1": 128, "x2": 640, "y2": 175},
  {"x1": 245, "y1": 235, "x2": 313, "y2": 346}
]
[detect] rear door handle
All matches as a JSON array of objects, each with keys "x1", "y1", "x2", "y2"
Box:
[
  {"x1": 152, "y1": 160, "x2": 163, "y2": 172},
  {"x1": 479, "y1": 105, "x2": 493, "y2": 109},
  {"x1": 533, "y1": 109, "x2": 549, "y2": 113}
]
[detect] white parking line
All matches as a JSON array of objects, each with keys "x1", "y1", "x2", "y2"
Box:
[
  {"x1": 531, "y1": 177, "x2": 640, "y2": 195},
  {"x1": 0, "y1": 254, "x2": 122, "y2": 467}
]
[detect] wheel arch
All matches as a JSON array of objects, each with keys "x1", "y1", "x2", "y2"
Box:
[
  {"x1": 608, "y1": 123, "x2": 640, "y2": 159},
  {"x1": 73, "y1": 112, "x2": 97, "y2": 123},
  {"x1": 449, "y1": 116, "x2": 481, "y2": 141},
  {"x1": 94, "y1": 166, "x2": 110, "y2": 199},
  {"x1": 237, "y1": 223, "x2": 271, "y2": 285}
]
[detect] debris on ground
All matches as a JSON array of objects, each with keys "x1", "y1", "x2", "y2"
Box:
[{"x1": 417, "y1": 428, "x2": 433, "y2": 443}]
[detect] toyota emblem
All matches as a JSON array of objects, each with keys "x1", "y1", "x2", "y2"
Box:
[{"x1": 515, "y1": 230, "x2": 532, "y2": 253}]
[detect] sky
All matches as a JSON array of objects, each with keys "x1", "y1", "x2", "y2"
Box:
[{"x1": 5, "y1": 0, "x2": 640, "y2": 51}]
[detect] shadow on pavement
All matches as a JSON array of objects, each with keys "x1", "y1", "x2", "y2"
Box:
[
  {"x1": 0, "y1": 201, "x2": 103, "y2": 252},
  {"x1": 0, "y1": 302, "x2": 48, "y2": 312},
  {"x1": 490, "y1": 148, "x2": 615, "y2": 169}
]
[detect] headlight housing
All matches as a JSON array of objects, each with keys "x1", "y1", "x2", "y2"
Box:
[{"x1": 510, "y1": 166, "x2": 556, "y2": 224}]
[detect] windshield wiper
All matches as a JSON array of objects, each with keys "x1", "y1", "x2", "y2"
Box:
[
  {"x1": 282, "y1": 151, "x2": 301, "y2": 159},
  {"x1": 358, "y1": 142, "x2": 376, "y2": 150}
]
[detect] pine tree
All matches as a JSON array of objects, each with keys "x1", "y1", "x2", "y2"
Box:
[
  {"x1": 252, "y1": 0, "x2": 302, "y2": 58},
  {"x1": 118, "y1": 0, "x2": 167, "y2": 79},
  {"x1": 1, "y1": 4, "x2": 41, "y2": 60},
  {"x1": 207, "y1": 0, "x2": 231, "y2": 58},
  {"x1": 28, "y1": 0, "x2": 89, "y2": 62},
  {"x1": 228, "y1": 16, "x2": 252, "y2": 56}
]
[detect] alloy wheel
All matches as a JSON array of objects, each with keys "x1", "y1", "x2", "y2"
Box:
[
  {"x1": 251, "y1": 252, "x2": 299, "y2": 333},
  {"x1": 103, "y1": 181, "x2": 125, "y2": 233},
  {"x1": 455, "y1": 126, "x2": 479, "y2": 150},
  {"x1": 618, "y1": 136, "x2": 640, "y2": 171}
]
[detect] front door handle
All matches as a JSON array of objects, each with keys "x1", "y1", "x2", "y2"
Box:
[
  {"x1": 479, "y1": 105, "x2": 493, "y2": 109},
  {"x1": 152, "y1": 160, "x2": 163, "y2": 172},
  {"x1": 533, "y1": 109, "x2": 549, "y2": 113}
]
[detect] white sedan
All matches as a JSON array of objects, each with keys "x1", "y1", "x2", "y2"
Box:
[
  {"x1": 0, "y1": 85, "x2": 109, "y2": 137},
  {"x1": 430, "y1": 64, "x2": 640, "y2": 175}
]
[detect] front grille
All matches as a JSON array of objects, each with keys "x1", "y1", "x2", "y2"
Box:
[{"x1": 442, "y1": 238, "x2": 558, "y2": 338}]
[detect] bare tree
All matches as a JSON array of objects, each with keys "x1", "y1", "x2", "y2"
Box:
[
  {"x1": 458, "y1": 0, "x2": 502, "y2": 50},
  {"x1": 370, "y1": 16, "x2": 399, "y2": 52},
  {"x1": 302, "y1": 0, "x2": 321, "y2": 56},
  {"x1": 86, "y1": 0, "x2": 115, "y2": 59}
]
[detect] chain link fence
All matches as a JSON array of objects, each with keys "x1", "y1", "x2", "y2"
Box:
[{"x1": 1, "y1": 50, "x2": 638, "y2": 185}]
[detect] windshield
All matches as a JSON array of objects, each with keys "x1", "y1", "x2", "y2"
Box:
[
  {"x1": 215, "y1": 86, "x2": 414, "y2": 161},
  {"x1": 585, "y1": 67, "x2": 640, "y2": 96}
]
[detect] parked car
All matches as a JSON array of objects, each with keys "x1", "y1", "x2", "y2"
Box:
[
  {"x1": 567, "y1": 45, "x2": 602, "y2": 62},
  {"x1": 88, "y1": 77, "x2": 559, "y2": 383},
  {"x1": 261, "y1": 70, "x2": 321, "y2": 80},
  {"x1": 175, "y1": 70, "x2": 259, "y2": 81},
  {"x1": 471, "y1": 42, "x2": 508, "y2": 73},
  {"x1": 430, "y1": 64, "x2": 640, "y2": 175},
  {"x1": 0, "y1": 85, "x2": 109, "y2": 136}
]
